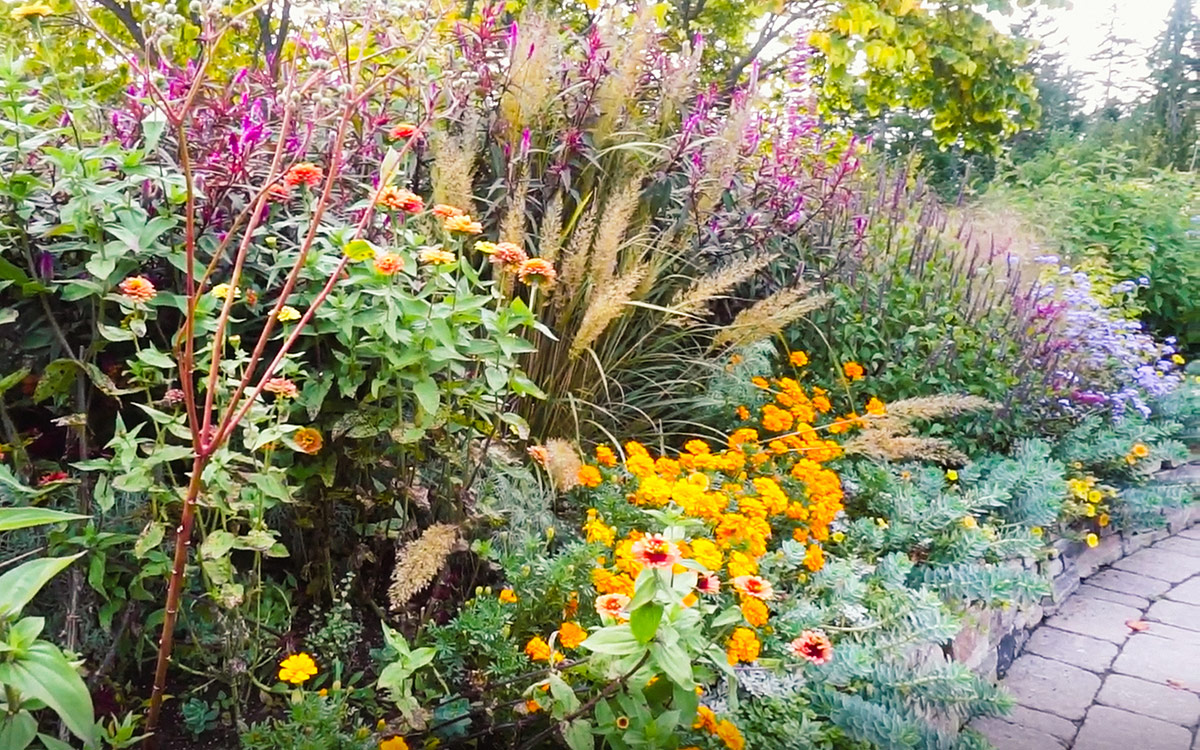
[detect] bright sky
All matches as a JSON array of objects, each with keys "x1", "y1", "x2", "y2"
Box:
[{"x1": 1034, "y1": 0, "x2": 1176, "y2": 107}]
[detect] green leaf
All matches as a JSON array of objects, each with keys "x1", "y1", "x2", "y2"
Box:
[
  {"x1": 0, "y1": 642, "x2": 95, "y2": 744},
  {"x1": 650, "y1": 641, "x2": 693, "y2": 688},
  {"x1": 580, "y1": 626, "x2": 643, "y2": 656},
  {"x1": 0, "y1": 368, "x2": 30, "y2": 397},
  {"x1": 37, "y1": 734, "x2": 74, "y2": 750},
  {"x1": 136, "y1": 348, "x2": 176, "y2": 369},
  {"x1": 133, "y1": 522, "x2": 165, "y2": 559},
  {"x1": 33, "y1": 359, "x2": 78, "y2": 403},
  {"x1": 711, "y1": 606, "x2": 743, "y2": 629},
  {"x1": 0, "y1": 711, "x2": 37, "y2": 750},
  {"x1": 548, "y1": 674, "x2": 581, "y2": 713},
  {"x1": 630, "y1": 603, "x2": 663, "y2": 645},
  {"x1": 563, "y1": 718, "x2": 593, "y2": 750},
  {"x1": 200, "y1": 530, "x2": 236, "y2": 560},
  {"x1": 0, "y1": 508, "x2": 88, "y2": 532},
  {"x1": 412, "y1": 376, "x2": 440, "y2": 415},
  {"x1": 0, "y1": 555, "x2": 84, "y2": 619}
]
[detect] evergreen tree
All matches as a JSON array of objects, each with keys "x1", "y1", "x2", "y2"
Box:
[
  {"x1": 1147, "y1": 0, "x2": 1199, "y2": 169},
  {"x1": 1090, "y1": 4, "x2": 1144, "y2": 118}
]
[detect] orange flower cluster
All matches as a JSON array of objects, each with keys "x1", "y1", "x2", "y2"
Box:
[{"x1": 693, "y1": 706, "x2": 745, "y2": 750}]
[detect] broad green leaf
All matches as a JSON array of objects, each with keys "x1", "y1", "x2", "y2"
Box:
[
  {"x1": 200, "y1": 530, "x2": 236, "y2": 560},
  {"x1": 650, "y1": 641, "x2": 693, "y2": 688},
  {"x1": 563, "y1": 718, "x2": 593, "y2": 750},
  {"x1": 136, "y1": 348, "x2": 176, "y2": 369},
  {"x1": 33, "y1": 359, "x2": 78, "y2": 403},
  {"x1": 412, "y1": 376, "x2": 440, "y2": 415},
  {"x1": 0, "y1": 508, "x2": 88, "y2": 532},
  {"x1": 0, "y1": 555, "x2": 84, "y2": 619},
  {"x1": 133, "y1": 522, "x2": 165, "y2": 559},
  {"x1": 0, "y1": 368, "x2": 30, "y2": 397},
  {"x1": 0, "y1": 641, "x2": 95, "y2": 744},
  {"x1": 0, "y1": 711, "x2": 37, "y2": 750},
  {"x1": 630, "y1": 603, "x2": 663, "y2": 645},
  {"x1": 581, "y1": 626, "x2": 643, "y2": 656}
]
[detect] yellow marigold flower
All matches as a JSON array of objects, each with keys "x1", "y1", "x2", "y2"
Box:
[
  {"x1": 740, "y1": 596, "x2": 769, "y2": 627},
  {"x1": 557, "y1": 621, "x2": 587, "y2": 649},
  {"x1": 577, "y1": 465, "x2": 602, "y2": 488},
  {"x1": 380, "y1": 737, "x2": 409, "y2": 750},
  {"x1": 1130, "y1": 443, "x2": 1150, "y2": 458},
  {"x1": 275, "y1": 305, "x2": 301, "y2": 322},
  {"x1": 583, "y1": 509, "x2": 616, "y2": 546},
  {"x1": 11, "y1": 3, "x2": 52, "y2": 19},
  {"x1": 499, "y1": 588, "x2": 518, "y2": 603},
  {"x1": 865, "y1": 397, "x2": 886, "y2": 416},
  {"x1": 293, "y1": 427, "x2": 323, "y2": 455},
  {"x1": 961, "y1": 516, "x2": 977, "y2": 529},
  {"x1": 789, "y1": 351, "x2": 809, "y2": 367},
  {"x1": 842, "y1": 361, "x2": 864, "y2": 380},
  {"x1": 945, "y1": 469, "x2": 959, "y2": 482},
  {"x1": 211, "y1": 283, "x2": 240, "y2": 300},
  {"x1": 1087, "y1": 489, "x2": 1102, "y2": 503},
  {"x1": 118, "y1": 276, "x2": 157, "y2": 303},
  {"x1": 595, "y1": 445, "x2": 617, "y2": 467},
  {"x1": 725, "y1": 627, "x2": 760, "y2": 665},
  {"x1": 278, "y1": 652, "x2": 318, "y2": 684},
  {"x1": 689, "y1": 537, "x2": 723, "y2": 571},
  {"x1": 1086, "y1": 533, "x2": 1099, "y2": 548},
  {"x1": 1099, "y1": 513, "x2": 1110, "y2": 527},
  {"x1": 419, "y1": 247, "x2": 457, "y2": 265}
]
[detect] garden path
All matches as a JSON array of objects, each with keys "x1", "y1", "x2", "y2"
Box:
[{"x1": 973, "y1": 521, "x2": 1200, "y2": 750}]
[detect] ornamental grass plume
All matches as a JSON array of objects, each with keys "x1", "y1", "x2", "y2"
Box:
[
  {"x1": 670, "y1": 254, "x2": 775, "y2": 324},
  {"x1": 430, "y1": 121, "x2": 478, "y2": 212},
  {"x1": 841, "y1": 395, "x2": 993, "y2": 463},
  {"x1": 570, "y1": 267, "x2": 647, "y2": 358},
  {"x1": 387, "y1": 524, "x2": 460, "y2": 610},
  {"x1": 712, "y1": 286, "x2": 831, "y2": 350},
  {"x1": 542, "y1": 438, "x2": 582, "y2": 492},
  {"x1": 587, "y1": 177, "x2": 643, "y2": 288}
]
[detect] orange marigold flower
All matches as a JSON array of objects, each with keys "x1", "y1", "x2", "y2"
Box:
[
  {"x1": 577, "y1": 465, "x2": 602, "y2": 488},
  {"x1": 736, "y1": 405, "x2": 750, "y2": 420},
  {"x1": 789, "y1": 351, "x2": 809, "y2": 367},
  {"x1": 443, "y1": 214, "x2": 483, "y2": 234},
  {"x1": 389, "y1": 122, "x2": 419, "y2": 139},
  {"x1": 788, "y1": 629, "x2": 833, "y2": 665},
  {"x1": 594, "y1": 593, "x2": 630, "y2": 619},
  {"x1": 715, "y1": 720, "x2": 744, "y2": 750},
  {"x1": 842, "y1": 361, "x2": 865, "y2": 380},
  {"x1": 740, "y1": 596, "x2": 769, "y2": 627},
  {"x1": 119, "y1": 276, "x2": 157, "y2": 303},
  {"x1": 725, "y1": 627, "x2": 760, "y2": 665},
  {"x1": 489, "y1": 242, "x2": 529, "y2": 266},
  {"x1": 517, "y1": 257, "x2": 557, "y2": 285},
  {"x1": 731, "y1": 575, "x2": 774, "y2": 600},
  {"x1": 693, "y1": 705, "x2": 719, "y2": 733},
  {"x1": 375, "y1": 253, "x2": 404, "y2": 275},
  {"x1": 751, "y1": 376, "x2": 769, "y2": 389},
  {"x1": 557, "y1": 621, "x2": 587, "y2": 649},
  {"x1": 524, "y1": 637, "x2": 552, "y2": 662},
  {"x1": 376, "y1": 186, "x2": 424, "y2": 212},
  {"x1": 803, "y1": 543, "x2": 825, "y2": 572},
  {"x1": 524, "y1": 699, "x2": 540, "y2": 714},
  {"x1": 284, "y1": 162, "x2": 323, "y2": 188},
  {"x1": 499, "y1": 588, "x2": 518, "y2": 603},
  {"x1": 419, "y1": 248, "x2": 457, "y2": 265},
  {"x1": 264, "y1": 377, "x2": 298, "y2": 398},
  {"x1": 865, "y1": 397, "x2": 886, "y2": 416},
  {"x1": 293, "y1": 427, "x2": 323, "y2": 454},
  {"x1": 432, "y1": 204, "x2": 465, "y2": 219},
  {"x1": 630, "y1": 534, "x2": 680, "y2": 569},
  {"x1": 278, "y1": 652, "x2": 318, "y2": 684},
  {"x1": 595, "y1": 445, "x2": 617, "y2": 467},
  {"x1": 380, "y1": 737, "x2": 409, "y2": 750}
]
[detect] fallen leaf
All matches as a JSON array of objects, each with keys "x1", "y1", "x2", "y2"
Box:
[
  {"x1": 1166, "y1": 679, "x2": 1191, "y2": 691},
  {"x1": 1125, "y1": 619, "x2": 1150, "y2": 632}
]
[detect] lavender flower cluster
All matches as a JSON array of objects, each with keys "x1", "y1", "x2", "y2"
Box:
[{"x1": 1033, "y1": 257, "x2": 1185, "y2": 417}]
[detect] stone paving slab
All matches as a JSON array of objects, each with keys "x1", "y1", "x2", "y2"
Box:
[
  {"x1": 1154, "y1": 536, "x2": 1200, "y2": 558},
  {"x1": 1073, "y1": 706, "x2": 1193, "y2": 750},
  {"x1": 1043, "y1": 594, "x2": 1144, "y2": 643},
  {"x1": 1112, "y1": 548, "x2": 1200, "y2": 583},
  {"x1": 1146, "y1": 599, "x2": 1200, "y2": 632},
  {"x1": 1181, "y1": 525, "x2": 1200, "y2": 541},
  {"x1": 1004, "y1": 705, "x2": 1079, "y2": 742},
  {"x1": 971, "y1": 717, "x2": 1066, "y2": 750},
  {"x1": 1112, "y1": 624, "x2": 1200, "y2": 685},
  {"x1": 1095, "y1": 674, "x2": 1200, "y2": 727},
  {"x1": 1074, "y1": 582, "x2": 1151, "y2": 610},
  {"x1": 1087, "y1": 567, "x2": 1172, "y2": 598},
  {"x1": 1023, "y1": 626, "x2": 1119, "y2": 673},
  {"x1": 1002, "y1": 654, "x2": 1101, "y2": 720},
  {"x1": 1167, "y1": 577, "x2": 1200, "y2": 605}
]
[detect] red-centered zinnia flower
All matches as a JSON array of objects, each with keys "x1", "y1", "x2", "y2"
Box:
[
  {"x1": 490, "y1": 242, "x2": 529, "y2": 266},
  {"x1": 516, "y1": 258, "x2": 557, "y2": 286},
  {"x1": 376, "y1": 186, "x2": 424, "y2": 212},
  {"x1": 630, "y1": 534, "x2": 681, "y2": 570},
  {"x1": 390, "y1": 122, "x2": 419, "y2": 139},
  {"x1": 264, "y1": 377, "x2": 299, "y2": 398},
  {"x1": 697, "y1": 573, "x2": 721, "y2": 595},
  {"x1": 594, "y1": 593, "x2": 630, "y2": 618},
  {"x1": 432, "y1": 204, "x2": 464, "y2": 219},
  {"x1": 119, "y1": 276, "x2": 157, "y2": 303},
  {"x1": 731, "y1": 575, "x2": 774, "y2": 600},
  {"x1": 284, "y1": 162, "x2": 323, "y2": 188},
  {"x1": 788, "y1": 630, "x2": 833, "y2": 665},
  {"x1": 374, "y1": 253, "x2": 403, "y2": 275}
]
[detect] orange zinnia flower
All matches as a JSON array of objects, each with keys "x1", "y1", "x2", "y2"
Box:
[
  {"x1": 419, "y1": 248, "x2": 456, "y2": 265},
  {"x1": 266, "y1": 183, "x2": 291, "y2": 202},
  {"x1": 731, "y1": 575, "x2": 774, "y2": 600},
  {"x1": 788, "y1": 630, "x2": 833, "y2": 665},
  {"x1": 629, "y1": 534, "x2": 680, "y2": 569},
  {"x1": 489, "y1": 242, "x2": 529, "y2": 266},
  {"x1": 284, "y1": 162, "x2": 323, "y2": 188},
  {"x1": 516, "y1": 258, "x2": 557, "y2": 285},
  {"x1": 263, "y1": 377, "x2": 298, "y2": 398},
  {"x1": 389, "y1": 122, "x2": 419, "y2": 139},
  {"x1": 119, "y1": 276, "x2": 157, "y2": 303},
  {"x1": 293, "y1": 427, "x2": 323, "y2": 454},
  {"x1": 443, "y1": 214, "x2": 483, "y2": 234},
  {"x1": 376, "y1": 186, "x2": 424, "y2": 212},
  {"x1": 374, "y1": 253, "x2": 403, "y2": 275},
  {"x1": 432, "y1": 204, "x2": 464, "y2": 219},
  {"x1": 594, "y1": 593, "x2": 630, "y2": 619}
]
